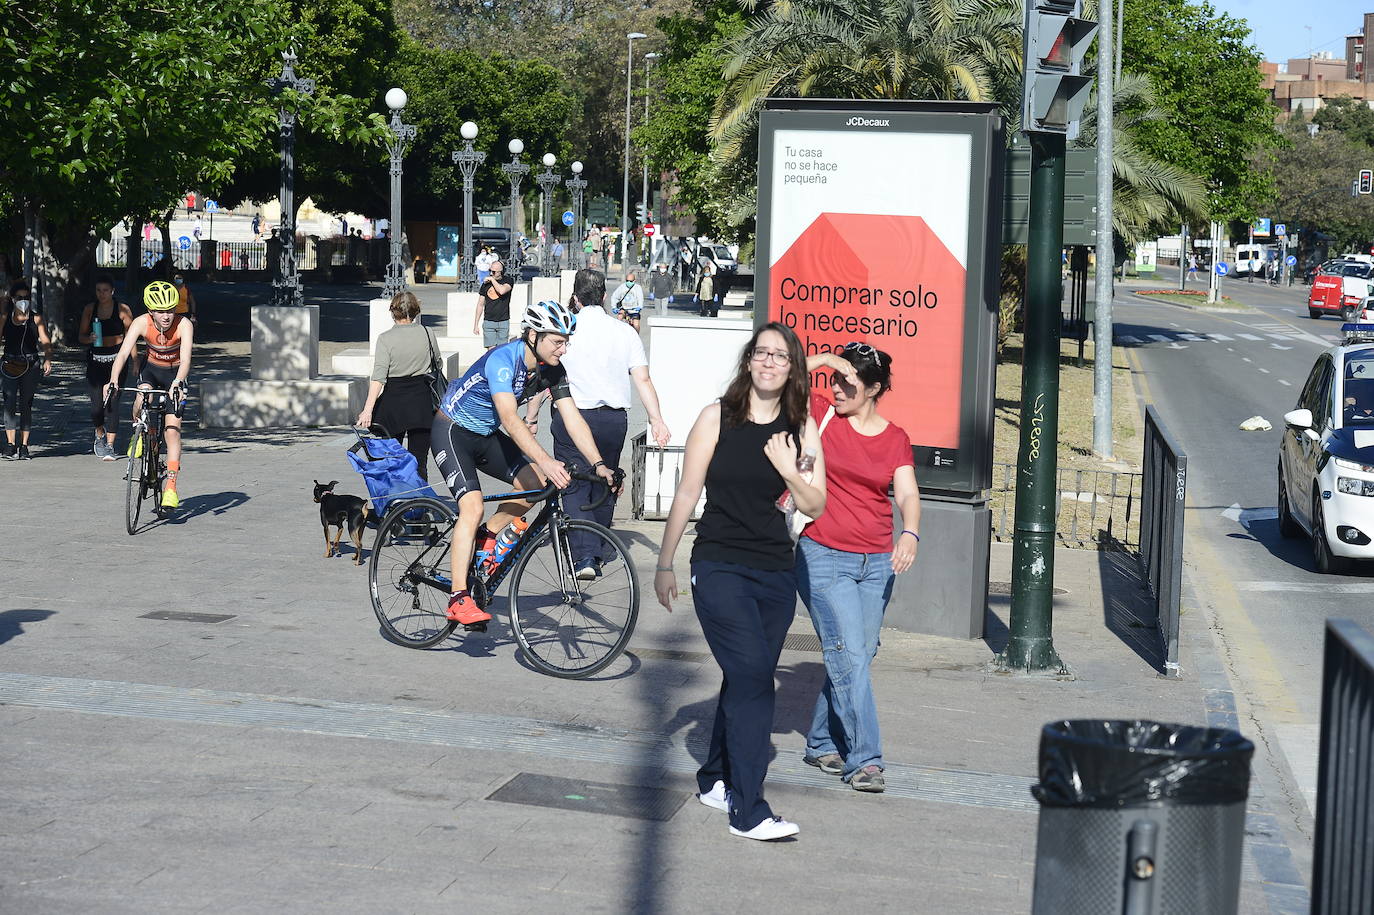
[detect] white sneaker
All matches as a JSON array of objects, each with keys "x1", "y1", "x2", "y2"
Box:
[
  {"x1": 729, "y1": 816, "x2": 799, "y2": 841},
  {"x1": 697, "y1": 780, "x2": 730, "y2": 813}
]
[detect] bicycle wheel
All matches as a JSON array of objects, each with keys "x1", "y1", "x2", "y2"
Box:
[
  {"x1": 147, "y1": 434, "x2": 165, "y2": 517},
  {"x1": 124, "y1": 431, "x2": 148, "y2": 535},
  {"x1": 508, "y1": 519, "x2": 638, "y2": 678},
  {"x1": 368, "y1": 497, "x2": 459, "y2": 648}
]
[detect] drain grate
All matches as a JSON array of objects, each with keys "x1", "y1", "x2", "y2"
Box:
[
  {"x1": 139, "y1": 611, "x2": 236, "y2": 624},
  {"x1": 634, "y1": 647, "x2": 710, "y2": 663},
  {"x1": 988, "y1": 581, "x2": 1067, "y2": 596},
  {"x1": 486, "y1": 772, "x2": 687, "y2": 821},
  {"x1": 782, "y1": 632, "x2": 822, "y2": 652}
]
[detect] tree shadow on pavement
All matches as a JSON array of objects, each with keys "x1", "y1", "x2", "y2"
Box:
[{"x1": 0, "y1": 609, "x2": 55, "y2": 647}]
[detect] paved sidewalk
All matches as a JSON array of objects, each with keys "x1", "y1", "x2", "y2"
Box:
[{"x1": 0, "y1": 286, "x2": 1307, "y2": 911}]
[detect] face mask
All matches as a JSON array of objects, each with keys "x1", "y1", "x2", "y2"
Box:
[
  {"x1": 626, "y1": 281, "x2": 635, "y2": 287},
  {"x1": 14, "y1": 299, "x2": 30, "y2": 314}
]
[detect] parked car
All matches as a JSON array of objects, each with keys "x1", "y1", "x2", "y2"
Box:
[
  {"x1": 1308, "y1": 260, "x2": 1374, "y2": 320},
  {"x1": 1279, "y1": 324, "x2": 1374, "y2": 572}
]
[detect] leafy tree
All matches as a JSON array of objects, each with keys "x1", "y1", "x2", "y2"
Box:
[
  {"x1": 1312, "y1": 96, "x2": 1374, "y2": 151},
  {"x1": 635, "y1": 0, "x2": 747, "y2": 240},
  {"x1": 1119, "y1": 0, "x2": 1280, "y2": 221},
  {"x1": 1264, "y1": 118, "x2": 1374, "y2": 260}
]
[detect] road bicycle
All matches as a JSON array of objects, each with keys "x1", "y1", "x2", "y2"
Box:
[
  {"x1": 112, "y1": 386, "x2": 182, "y2": 535},
  {"x1": 367, "y1": 469, "x2": 639, "y2": 679}
]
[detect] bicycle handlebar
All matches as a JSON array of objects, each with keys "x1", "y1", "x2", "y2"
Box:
[{"x1": 519, "y1": 467, "x2": 620, "y2": 512}]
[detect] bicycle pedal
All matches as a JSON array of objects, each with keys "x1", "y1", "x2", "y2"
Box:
[{"x1": 463, "y1": 622, "x2": 488, "y2": 633}]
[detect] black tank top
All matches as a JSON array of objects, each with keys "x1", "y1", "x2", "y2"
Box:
[
  {"x1": 2, "y1": 312, "x2": 38, "y2": 359},
  {"x1": 691, "y1": 407, "x2": 797, "y2": 571}
]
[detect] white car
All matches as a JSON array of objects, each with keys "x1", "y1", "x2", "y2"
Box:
[{"x1": 1279, "y1": 324, "x2": 1374, "y2": 572}]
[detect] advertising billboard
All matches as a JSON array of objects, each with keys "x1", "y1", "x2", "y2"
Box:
[{"x1": 755, "y1": 100, "x2": 1003, "y2": 496}]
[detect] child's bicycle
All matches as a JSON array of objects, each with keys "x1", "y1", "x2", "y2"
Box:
[
  {"x1": 110, "y1": 386, "x2": 182, "y2": 535},
  {"x1": 366, "y1": 468, "x2": 639, "y2": 679}
]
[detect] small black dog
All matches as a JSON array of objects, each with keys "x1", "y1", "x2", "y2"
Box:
[{"x1": 313, "y1": 480, "x2": 373, "y2": 565}]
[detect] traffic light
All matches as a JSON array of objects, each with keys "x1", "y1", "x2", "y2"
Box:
[
  {"x1": 635, "y1": 202, "x2": 648, "y2": 224},
  {"x1": 1022, "y1": 0, "x2": 1098, "y2": 138},
  {"x1": 1360, "y1": 169, "x2": 1373, "y2": 195}
]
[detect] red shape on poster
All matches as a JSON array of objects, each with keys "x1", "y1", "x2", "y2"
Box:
[{"x1": 769, "y1": 212, "x2": 966, "y2": 449}]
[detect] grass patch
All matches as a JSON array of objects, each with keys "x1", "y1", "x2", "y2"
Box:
[
  {"x1": 993, "y1": 334, "x2": 1142, "y2": 548},
  {"x1": 1134, "y1": 289, "x2": 1248, "y2": 310}
]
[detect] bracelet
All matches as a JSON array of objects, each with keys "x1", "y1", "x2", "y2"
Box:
[
  {"x1": 592, "y1": 461, "x2": 607, "y2": 470},
  {"x1": 901, "y1": 530, "x2": 920, "y2": 542},
  {"x1": 655, "y1": 565, "x2": 673, "y2": 572}
]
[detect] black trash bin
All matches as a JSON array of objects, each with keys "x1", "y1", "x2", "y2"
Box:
[
  {"x1": 1030, "y1": 720, "x2": 1254, "y2": 915},
  {"x1": 413, "y1": 259, "x2": 427, "y2": 283}
]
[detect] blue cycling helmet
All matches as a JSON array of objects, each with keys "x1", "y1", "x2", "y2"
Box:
[{"x1": 522, "y1": 299, "x2": 577, "y2": 335}]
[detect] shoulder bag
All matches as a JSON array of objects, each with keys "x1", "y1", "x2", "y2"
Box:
[
  {"x1": 423, "y1": 328, "x2": 448, "y2": 412},
  {"x1": 782, "y1": 406, "x2": 835, "y2": 541}
]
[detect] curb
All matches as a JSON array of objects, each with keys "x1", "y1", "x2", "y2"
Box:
[{"x1": 1129, "y1": 291, "x2": 1257, "y2": 314}]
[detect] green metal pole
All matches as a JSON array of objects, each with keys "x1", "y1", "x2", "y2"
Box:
[{"x1": 999, "y1": 130, "x2": 1066, "y2": 673}]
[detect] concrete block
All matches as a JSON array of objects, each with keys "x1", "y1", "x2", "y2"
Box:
[
  {"x1": 443, "y1": 352, "x2": 463, "y2": 381},
  {"x1": 560, "y1": 268, "x2": 578, "y2": 290},
  {"x1": 199, "y1": 375, "x2": 365, "y2": 428},
  {"x1": 368, "y1": 297, "x2": 392, "y2": 352},
  {"x1": 434, "y1": 336, "x2": 489, "y2": 369},
  {"x1": 886, "y1": 496, "x2": 990, "y2": 639},
  {"x1": 531, "y1": 276, "x2": 561, "y2": 306},
  {"x1": 446, "y1": 291, "x2": 481, "y2": 337},
  {"x1": 510, "y1": 282, "x2": 531, "y2": 319},
  {"x1": 251, "y1": 305, "x2": 319, "y2": 381},
  {"x1": 331, "y1": 347, "x2": 374, "y2": 377}
]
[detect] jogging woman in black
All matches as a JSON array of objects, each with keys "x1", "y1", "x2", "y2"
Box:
[{"x1": 654, "y1": 322, "x2": 825, "y2": 841}]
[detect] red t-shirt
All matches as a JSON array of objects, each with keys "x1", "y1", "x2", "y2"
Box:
[{"x1": 803, "y1": 391, "x2": 914, "y2": 554}]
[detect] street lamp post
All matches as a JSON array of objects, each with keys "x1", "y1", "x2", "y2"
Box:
[
  {"x1": 500, "y1": 139, "x2": 530, "y2": 274},
  {"x1": 622, "y1": 31, "x2": 647, "y2": 271},
  {"x1": 641, "y1": 52, "x2": 659, "y2": 267},
  {"x1": 382, "y1": 87, "x2": 417, "y2": 298},
  {"x1": 267, "y1": 50, "x2": 315, "y2": 307},
  {"x1": 567, "y1": 161, "x2": 587, "y2": 271},
  {"x1": 535, "y1": 153, "x2": 562, "y2": 278},
  {"x1": 451, "y1": 120, "x2": 487, "y2": 293}
]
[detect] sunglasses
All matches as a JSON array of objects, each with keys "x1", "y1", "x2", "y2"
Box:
[{"x1": 843, "y1": 342, "x2": 879, "y2": 360}]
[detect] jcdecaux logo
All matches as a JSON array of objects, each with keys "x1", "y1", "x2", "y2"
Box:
[{"x1": 845, "y1": 116, "x2": 890, "y2": 127}]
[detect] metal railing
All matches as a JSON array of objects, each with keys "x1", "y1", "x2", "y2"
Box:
[
  {"x1": 95, "y1": 238, "x2": 315, "y2": 272},
  {"x1": 216, "y1": 241, "x2": 269, "y2": 271},
  {"x1": 1313, "y1": 619, "x2": 1374, "y2": 914},
  {"x1": 990, "y1": 462, "x2": 1142, "y2": 550},
  {"x1": 630, "y1": 433, "x2": 704, "y2": 521},
  {"x1": 1138, "y1": 405, "x2": 1187, "y2": 677},
  {"x1": 97, "y1": 238, "x2": 201, "y2": 271}
]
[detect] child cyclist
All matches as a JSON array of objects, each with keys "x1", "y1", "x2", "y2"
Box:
[
  {"x1": 105, "y1": 281, "x2": 193, "y2": 509},
  {"x1": 432, "y1": 299, "x2": 618, "y2": 625}
]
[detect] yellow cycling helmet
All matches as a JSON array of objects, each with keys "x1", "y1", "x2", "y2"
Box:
[{"x1": 144, "y1": 280, "x2": 179, "y2": 312}]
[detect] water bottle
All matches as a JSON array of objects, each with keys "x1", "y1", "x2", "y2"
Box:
[
  {"x1": 776, "y1": 448, "x2": 817, "y2": 512},
  {"x1": 484, "y1": 517, "x2": 529, "y2": 570},
  {"x1": 92, "y1": 317, "x2": 103, "y2": 348}
]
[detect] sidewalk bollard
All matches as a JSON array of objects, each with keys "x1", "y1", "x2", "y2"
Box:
[{"x1": 1029, "y1": 720, "x2": 1254, "y2": 915}]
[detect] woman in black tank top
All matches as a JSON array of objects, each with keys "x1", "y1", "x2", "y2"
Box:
[
  {"x1": 79, "y1": 275, "x2": 134, "y2": 459},
  {"x1": 654, "y1": 322, "x2": 826, "y2": 841}
]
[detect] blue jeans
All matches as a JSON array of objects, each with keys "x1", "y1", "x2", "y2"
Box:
[
  {"x1": 550, "y1": 406, "x2": 626, "y2": 564},
  {"x1": 795, "y1": 537, "x2": 894, "y2": 779}
]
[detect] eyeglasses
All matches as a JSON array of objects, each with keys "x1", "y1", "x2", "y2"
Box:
[
  {"x1": 843, "y1": 341, "x2": 878, "y2": 359},
  {"x1": 750, "y1": 347, "x2": 791, "y2": 366},
  {"x1": 546, "y1": 338, "x2": 571, "y2": 352}
]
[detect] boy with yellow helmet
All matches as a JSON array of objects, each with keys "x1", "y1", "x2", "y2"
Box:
[{"x1": 106, "y1": 281, "x2": 195, "y2": 509}]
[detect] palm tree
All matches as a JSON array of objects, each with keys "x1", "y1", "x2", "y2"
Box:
[
  {"x1": 1073, "y1": 71, "x2": 1207, "y2": 242},
  {"x1": 713, "y1": 0, "x2": 1024, "y2": 141}
]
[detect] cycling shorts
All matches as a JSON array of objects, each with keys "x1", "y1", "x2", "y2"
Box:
[
  {"x1": 431, "y1": 412, "x2": 530, "y2": 498},
  {"x1": 136, "y1": 361, "x2": 178, "y2": 391}
]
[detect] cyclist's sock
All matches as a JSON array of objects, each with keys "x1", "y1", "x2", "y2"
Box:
[{"x1": 165, "y1": 460, "x2": 180, "y2": 489}]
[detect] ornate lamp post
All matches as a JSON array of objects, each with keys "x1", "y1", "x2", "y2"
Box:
[
  {"x1": 622, "y1": 32, "x2": 647, "y2": 269},
  {"x1": 567, "y1": 160, "x2": 587, "y2": 271},
  {"x1": 641, "y1": 52, "x2": 659, "y2": 267},
  {"x1": 500, "y1": 138, "x2": 529, "y2": 274},
  {"x1": 267, "y1": 50, "x2": 315, "y2": 307},
  {"x1": 383, "y1": 87, "x2": 417, "y2": 297},
  {"x1": 451, "y1": 120, "x2": 486, "y2": 292},
  {"x1": 535, "y1": 152, "x2": 562, "y2": 278}
]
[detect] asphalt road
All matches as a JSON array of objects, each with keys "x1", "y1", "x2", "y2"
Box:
[{"x1": 1114, "y1": 265, "x2": 1360, "y2": 814}]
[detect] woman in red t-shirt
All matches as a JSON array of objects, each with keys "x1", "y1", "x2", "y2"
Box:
[{"x1": 796, "y1": 342, "x2": 921, "y2": 793}]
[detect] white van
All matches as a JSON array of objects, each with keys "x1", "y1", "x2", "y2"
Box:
[{"x1": 1234, "y1": 243, "x2": 1278, "y2": 276}]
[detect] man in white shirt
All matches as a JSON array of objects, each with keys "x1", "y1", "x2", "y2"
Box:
[
  {"x1": 546, "y1": 268, "x2": 671, "y2": 578},
  {"x1": 609, "y1": 271, "x2": 645, "y2": 329}
]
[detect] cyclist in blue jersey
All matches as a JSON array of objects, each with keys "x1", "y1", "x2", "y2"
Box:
[{"x1": 431, "y1": 299, "x2": 618, "y2": 624}]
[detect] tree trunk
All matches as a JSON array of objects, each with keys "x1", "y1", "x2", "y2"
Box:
[{"x1": 37, "y1": 220, "x2": 100, "y2": 346}]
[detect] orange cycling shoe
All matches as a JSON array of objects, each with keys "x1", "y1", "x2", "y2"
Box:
[{"x1": 446, "y1": 592, "x2": 491, "y2": 625}]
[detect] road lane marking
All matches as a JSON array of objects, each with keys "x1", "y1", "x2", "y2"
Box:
[
  {"x1": 1243, "y1": 357, "x2": 1253, "y2": 363},
  {"x1": 1221, "y1": 504, "x2": 1278, "y2": 524},
  {"x1": 1116, "y1": 335, "x2": 1142, "y2": 344},
  {"x1": 1237, "y1": 581, "x2": 1374, "y2": 594},
  {"x1": 1237, "y1": 333, "x2": 1263, "y2": 340},
  {"x1": 1279, "y1": 379, "x2": 1292, "y2": 386},
  {"x1": 1259, "y1": 367, "x2": 1271, "y2": 373},
  {"x1": 1147, "y1": 334, "x2": 1172, "y2": 342},
  {"x1": 1208, "y1": 333, "x2": 1234, "y2": 341},
  {"x1": 1178, "y1": 333, "x2": 1204, "y2": 341}
]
